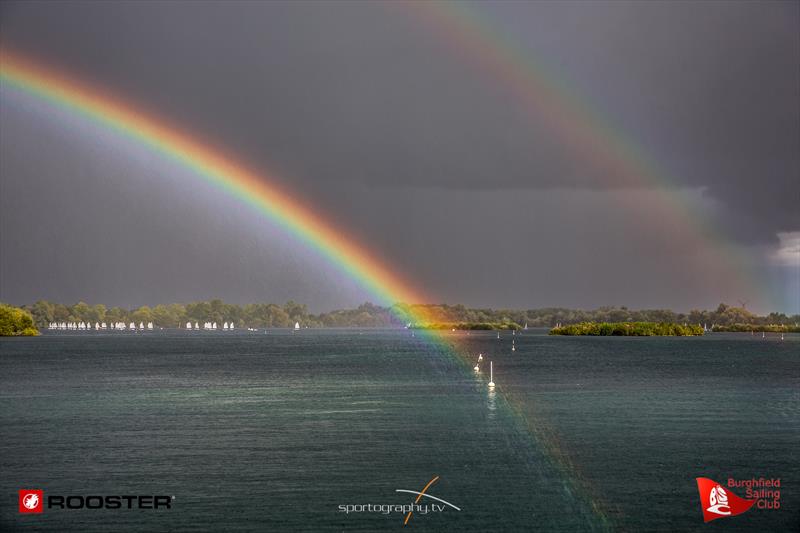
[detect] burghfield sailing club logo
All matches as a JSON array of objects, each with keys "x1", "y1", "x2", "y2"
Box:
[{"x1": 696, "y1": 478, "x2": 755, "y2": 522}]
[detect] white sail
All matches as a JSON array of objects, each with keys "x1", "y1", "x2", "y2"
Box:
[
  {"x1": 186, "y1": 322, "x2": 192, "y2": 329},
  {"x1": 147, "y1": 322, "x2": 154, "y2": 330},
  {"x1": 294, "y1": 321, "x2": 300, "y2": 330}
]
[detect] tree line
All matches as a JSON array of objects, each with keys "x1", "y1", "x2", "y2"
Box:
[
  {"x1": 15, "y1": 299, "x2": 800, "y2": 331},
  {"x1": 550, "y1": 322, "x2": 705, "y2": 336}
]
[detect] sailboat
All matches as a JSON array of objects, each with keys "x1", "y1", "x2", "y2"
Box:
[
  {"x1": 294, "y1": 321, "x2": 300, "y2": 331},
  {"x1": 488, "y1": 361, "x2": 495, "y2": 389},
  {"x1": 524, "y1": 323, "x2": 528, "y2": 330},
  {"x1": 512, "y1": 340, "x2": 516, "y2": 352},
  {"x1": 497, "y1": 331, "x2": 500, "y2": 339}
]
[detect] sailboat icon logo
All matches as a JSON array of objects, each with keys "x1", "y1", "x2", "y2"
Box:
[{"x1": 706, "y1": 485, "x2": 731, "y2": 515}]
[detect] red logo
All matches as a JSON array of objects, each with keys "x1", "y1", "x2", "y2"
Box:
[
  {"x1": 18, "y1": 489, "x2": 43, "y2": 514},
  {"x1": 696, "y1": 478, "x2": 755, "y2": 522}
]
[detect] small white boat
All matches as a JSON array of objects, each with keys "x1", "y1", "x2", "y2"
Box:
[
  {"x1": 512, "y1": 340, "x2": 516, "y2": 352},
  {"x1": 294, "y1": 322, "x2": 300, "y2": 330},
  {"x1": 147, "y1": 322, "x2": 154, "y2": 330}
]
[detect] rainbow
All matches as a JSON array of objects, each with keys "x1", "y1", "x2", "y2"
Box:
[
  {"x1": 401, "y1": 1, "x2": 768, "y2": 310},
  {"x1": 1, "y1": 48, "x2": 610, "y2": 527},
  {"x1": 0, "y1": 49, "x2": 443, "y2": 325}
]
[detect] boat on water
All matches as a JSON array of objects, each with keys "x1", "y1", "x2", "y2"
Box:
[{"x1": 294, "y1": 322, "x2": 300, "y2": 331}]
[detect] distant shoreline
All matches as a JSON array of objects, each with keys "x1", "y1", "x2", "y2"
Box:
[
  {"x1": 3, "y1": 299, "x2": 798, "y2": 336},
  {"x1": 549, "y1": 322, "x2": 704, "y2": 336}
]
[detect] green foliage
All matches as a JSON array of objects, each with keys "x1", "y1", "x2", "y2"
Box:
[
  {"x1": 549, "y1": 322, "x2": 705, "y2": 336},
  {"x1": 0, "y1": 303, "x2": 39, "y2": 336},
  {"x1": 711, "y1": 323, "x2": 800, "y2": 333},
  {"x1": 16, "y1": 299, "x2": 800, "y2": 332}
]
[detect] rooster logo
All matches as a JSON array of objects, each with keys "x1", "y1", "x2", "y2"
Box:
[
  {"x1": 22, "y1": 493, "x2": 40, "y2": 510},
  {"x1": 18, "y1": 489, "x2": 43, "y2": 513}
]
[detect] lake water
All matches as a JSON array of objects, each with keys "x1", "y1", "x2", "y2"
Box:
[{"x1": 1, "y1": 330, "x2": 797, "y2": 531}]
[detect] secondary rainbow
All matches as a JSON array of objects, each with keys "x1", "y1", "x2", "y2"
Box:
[{"x1": 402, "y1": 1, "x2": 766, "y2": 309}]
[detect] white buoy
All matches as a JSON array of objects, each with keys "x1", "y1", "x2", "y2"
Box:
[{"x1": 488, "y1": 361, "x2": 495, "y2": 388}]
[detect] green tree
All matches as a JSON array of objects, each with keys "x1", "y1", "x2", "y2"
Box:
[{"x1": 0, "y1": 303, "x2": 38, "y2": 336}]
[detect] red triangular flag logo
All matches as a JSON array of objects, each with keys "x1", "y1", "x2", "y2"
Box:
[{"x1": 696, "y1": 478, "x2": 756, "y2": 522}]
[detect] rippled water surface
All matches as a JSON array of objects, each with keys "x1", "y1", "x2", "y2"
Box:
[{"x1": 1, "y1": 330, "x2": 797, "y2": 531}]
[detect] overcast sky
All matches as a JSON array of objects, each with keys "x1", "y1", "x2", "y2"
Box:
[{"x1": 1, "y1": 0, "x2": 798, "y2": 313}]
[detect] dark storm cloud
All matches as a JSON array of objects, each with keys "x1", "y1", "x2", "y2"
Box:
[
  {"x1": 0, "y1": 1, "x2": 797, "y2": 311},
  {"x1": 2, "y1": 1, "x2": 797, "y2": 238}
]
